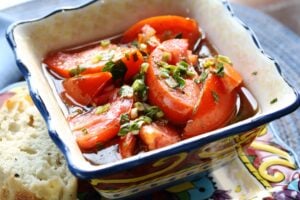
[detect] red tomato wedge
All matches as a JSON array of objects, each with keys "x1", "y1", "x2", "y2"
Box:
[
  {"x1": 44, "y1": 44, "x2": 143, "y2": 80},
  {"x1": 122, "y1": 50, "x2": 144, "y2": 81},
  {"x1": 62, "y1": 72, "x2": 112, "y2": 106},
  {"x1": 119, "y1": 133, "x2": 137, "y2": 159},
  {"x1": 69, "y1": 96, "x2": 133, "y2": 149},
  {"x1": 183, "y1": 73, "x2": 238, "y2": 138},
  {"x1": 139, "y1": 122, "x2": 180, "y2": 150},
  {"x1": 222, "y1": 62, "x2": 243, "y2": 92},
  {"x1": 146, "y1": 39, "x2": 200, "y2": 124},
  {"x1": 121, "y1": 15, "x2": 201, "y2": 49}
]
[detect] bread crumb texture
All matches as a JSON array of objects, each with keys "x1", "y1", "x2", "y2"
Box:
[{"x1": 0, "y1": 86, "x2": 77, "y2": 200}]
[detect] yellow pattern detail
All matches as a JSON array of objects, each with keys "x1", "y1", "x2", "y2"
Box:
[
  {"x1": 166, "y1": 182, "x2": 194, "y2": 193},
  {"x1": 91, "y1": 152, "x2": 187, "y2": 185},
  {"x1": 235, "y1": 185, "x2": 241, "y2": 193},
  {"x1": 237, "y1": 146, "x2": 272, "y2": 188},
  {"x1": 250, "y1": 141, "x2": 292, "y2": 161},
  {"x1": 259, "y1": 158, "x2": 296, "y2": 183}
]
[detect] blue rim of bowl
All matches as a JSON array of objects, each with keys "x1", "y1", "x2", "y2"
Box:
[{"x1": 6, "y1": 0, "x2": 300, "y2": 179}]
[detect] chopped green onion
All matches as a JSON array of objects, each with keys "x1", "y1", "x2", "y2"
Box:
[
  {"x1": 118, "y1": 116, "x2": 152, "y2": 136},
  {"x1": 91, "y1": 55, "x2": 103, "y2": 64},
  {"x1": 139, "y1": 43, "x2": 147, "y2": 51},
  {"x1": 141, "y1": 62, "x2": 149, "y2": 73},
  {"x1": 95, "y1": 103, "x2": 111, "y2": 115},
  {"x1": 120, "y1": 114, "x2": 130, "y2": 124},
  {"x1": 215, "y1": 62, "x2": 224, "y2": 77},
  {"x1": 162, "y1": 52, "x2": 171, "y2": 62},
  {"x1": 216, "y1": 55, "x2": 232, "y2": 64},
  {"x1": 159, "y1": 68, "x2": 170, "y2": 78},
  {"x1": 132, "y1": 79, "x2": 145, "y2": 92},
  {"x1": 100, "y1": 40, "x2": 110, "y2": 48},
  {"x1": 144, "y1": 105, "x2": 164, "y2": 119},
  {"x1": 69, "y1": 65, "x2": 86, "y2": 77},
  {"x1": 119, "y1": 85, "x2": 134, "y2": 98},
  {"x1": 134, "y1": 102, "x2": 145, "y2": 111},
  {"x1": 165, "y1": 77, "x2": 178, "y2": 88}
]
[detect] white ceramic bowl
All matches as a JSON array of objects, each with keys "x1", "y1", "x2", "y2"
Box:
[{"x1": 7, "y1": 0, "x2": 299, "y2": 198}]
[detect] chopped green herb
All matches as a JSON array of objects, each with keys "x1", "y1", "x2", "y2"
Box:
[
  {"x1": 215, "y1": 62, "x2": 224, "y2": 77},
  {"x1": 120, "y1": 114, "x2": 130, "y2": 124},
  {"x1": 131, "y1": 40, "x2": 139, "y2": 48},
  {"x1": 186, "y1": 69, "x2": 196, "y2": 77},
  {"x1": 216, "y1": 55, "x2": 232, "y2": 64},
  {"x1": 202, "y1": 59, "x2": 214, "y2": 68},
  {"x1": 159, "y1": 68, "x2": 170, "y2": 78},
  {"x1": 134, "y1": 102, "x2": 145, "y2": 111},
  {"x1": 100, "y1": 40, "x2": 110, "y2": 48},
  {"x1": 165, "y1": 77, "x2": 178, "y2": 88},
  {"x1": 132, "y1": 79, "x2": 145, "y2": 92},
  {"x1": 119, "y1": 85, "x2": 134, "y2": 98},
  {"x1": 103, "y1": 60, "x2": 115, "y2": 72},
  {"x1": 270, "y1": 98, "x2": 278, "y2": 104},
  {"x1": 82, "y1": 128, "x2": 89, "y2": 135},
  {"x1": 195, "y1": 70, "x2": 208, "y2": 84},
  {"x1": 103, "y1": 60, "x2": 127, "y2": 81},
  {"x1": 140, "y1": 63, "x2": 149, "y2": 73},
  {"x1": 162, "y1": 52, "x2": 171, "y2": 62},
  {"x1": 91, "y1": 55, "x2": 103, "y2": 64},
  {"x1": 252, "y1": 71, "x2": 258, "y2": 76},
  {"x1": 69, "y1": 65, "x2": 86, "y2": 77},
  {"x1": 177, "y1": 61, "x2": 189, "y2": 69},
  {"x1": 95, "y1": 103, "x2": 110, "y2": 115},
  {"x1": 118, "y1": 116, "x2": 152, "y2": 136},
  {"x1": 144, "y1": 105, "x2": 164, "y2": 119},
  {"x1": 173, "y1": 75, "x2": 185, "y2": 89},
  {"x1": 211, "y1": 91, "x2": 219, "y2": 103}
]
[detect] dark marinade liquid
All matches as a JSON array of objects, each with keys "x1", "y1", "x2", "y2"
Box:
[{"x1": 43, "y1": 36, "x2": 259, "y2": 165}]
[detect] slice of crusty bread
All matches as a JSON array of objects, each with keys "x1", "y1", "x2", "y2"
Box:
[{"x1": 0, "y1": 86, "x2": 77, "y2": 200}]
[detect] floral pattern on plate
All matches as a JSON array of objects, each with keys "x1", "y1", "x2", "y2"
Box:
[{"x1": 78, "y1": 125, "x2": 300, "y2": 199}]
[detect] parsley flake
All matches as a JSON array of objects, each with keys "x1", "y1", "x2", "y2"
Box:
[
  {"x1": 211, "y1": 91, "x2": 219, "y2": 103},
  {"x1": 270, "y1": 98, "x2": 278, "y2": 104}
]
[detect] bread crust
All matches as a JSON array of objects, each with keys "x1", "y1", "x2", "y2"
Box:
[{"x1": 0, "y1": 86, "x2": 77, "y2": 200}]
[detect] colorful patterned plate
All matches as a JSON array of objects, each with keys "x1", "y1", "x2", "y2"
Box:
[{"x1": 77, "y1": 124, "x2": 300, "y2": 199}]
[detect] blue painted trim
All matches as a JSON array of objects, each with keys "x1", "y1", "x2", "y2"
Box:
[{"x1": 6, "y1": 0, "x2": 300, "y2": 179}]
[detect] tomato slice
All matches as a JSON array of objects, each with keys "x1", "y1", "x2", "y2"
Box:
[
  {"x1": 122, "y1": 50, "x2": 144, "y2": 81},
  {"x1": 69, "y1": 96, "x2": 133, "y2": 149},
  {"x1": 139, "y1": 122, "x2": 180, "y2": 150},
  {"x1": 146, "y1": 39, "x2": 200, "y2": 124},
  {"x1": 121, "y1": 15, "x2": 201, "y2": 49},
  {"x1": 118, "y1": 133, "x2": 137, "y2": 159},
  {"x1": 222, "y1": 62, "x2": 243, "y2": 92},
  {"x1": 183, "y1": 73, "x2": 238, "y2": 138},
  {"x1": 62, "y1": 72, "x2": 112, "y2": 106},
  {"x1": 44, "y1": 44, "x2": 143, "y2": 80}
]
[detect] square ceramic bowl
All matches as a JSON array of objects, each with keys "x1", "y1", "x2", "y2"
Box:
[{"x1": 7, "y1": 0, "x2": 300, "y2": 198}]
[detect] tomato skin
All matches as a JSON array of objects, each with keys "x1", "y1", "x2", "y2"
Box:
[
  {"x1": 44, "y1": 44, "x2": 143, "y2": 79},
  {"x1": 121, "y1": 15, "x2": 201, "y2": 49},
  {"x1": 122, "y1": 50, "x2": 144, "y2": 82},
  {"x1": 139, "y1": 122, "x2": 180, "y2": 150},
  {"x1": 119, "y1": 133, "x2": 137, "y2": 159},
  {"x1": 62, "y1": 72, "x2": 112, "y2": 106},
  {"x1": 69, "y1": 97, "x2": 133, "y2": 149},
  {"x1": 183, "y1": 73, "x2": 238, "y2": 138},
  {"x1": 146, "y1": 39, "x2": 200, "y2": 124}
]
